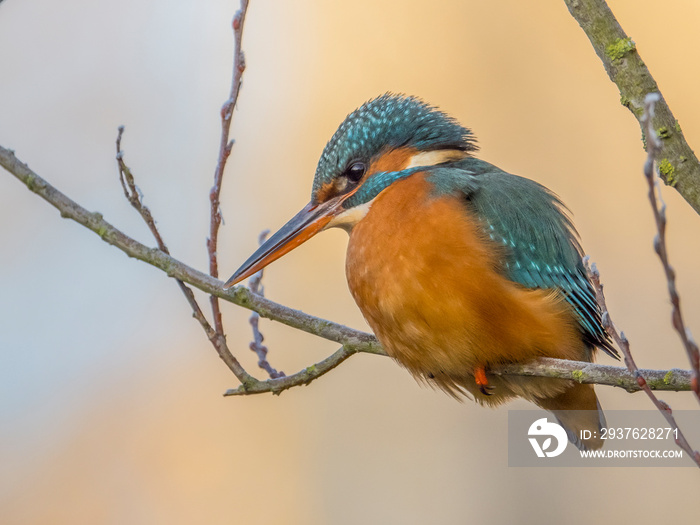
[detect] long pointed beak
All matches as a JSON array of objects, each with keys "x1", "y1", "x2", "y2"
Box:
[{"x1": 223, "y1": 197, "x2": 344, "y2": 289}]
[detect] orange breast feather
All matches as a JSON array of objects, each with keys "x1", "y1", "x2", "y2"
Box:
[{"x1": 345, "y1": 172, "x2": 585, "y2": 389}]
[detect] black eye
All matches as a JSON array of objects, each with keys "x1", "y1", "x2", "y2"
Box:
[{"x1": 345, "y1": 161, "x2": 366, "y2": 183}]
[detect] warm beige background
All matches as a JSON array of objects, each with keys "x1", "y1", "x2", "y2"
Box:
[{"x1": 1, "y1": 0, "x2": 699, "y2": 523}]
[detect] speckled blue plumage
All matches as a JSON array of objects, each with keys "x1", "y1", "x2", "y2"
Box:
[{"x1": 312, "y1": 94, "x2": 477, "y2": 197}]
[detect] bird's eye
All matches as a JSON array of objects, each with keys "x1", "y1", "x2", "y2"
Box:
[{"x1": 345, "y1": 161, "x2": 366, "y2": 183}]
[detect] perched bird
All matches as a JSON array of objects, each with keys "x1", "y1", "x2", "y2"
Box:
[{"x1": 225, "y1": 94, "x2": 618, "y2": 450}]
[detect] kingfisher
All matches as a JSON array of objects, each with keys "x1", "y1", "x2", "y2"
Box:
[{"x1": 224, "y1": 94, "x2": 618, "y2": 450}]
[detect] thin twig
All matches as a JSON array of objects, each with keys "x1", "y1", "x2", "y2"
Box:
[
  {"x1": 585, "y1": 258, "x2": 700, "y2": 467},
  {"x1": 640, "y1": 94, "x2": 700, "y2": 403},
  {"x1": 248, "y1": 230, "x2": 285, "y2": 378},
  {"x1": 207, "y1": 0, "x2": 250, "y2": 336},
  {"x1": 225, "y1": 345, "x2": 361, "y2": 396},
  {"x1": 116, "y1": 127, "x2": 167, "y2": 250},
  {"x1": 116, "y1": 128, "x2": 256, "y2": 387}
]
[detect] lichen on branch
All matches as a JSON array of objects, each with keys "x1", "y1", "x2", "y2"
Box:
[{"x1": 564, "y1": 0, "x2": 700, "y2": 214}]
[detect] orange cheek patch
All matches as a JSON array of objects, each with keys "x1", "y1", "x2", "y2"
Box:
[{"x1": 368, "y1": 147, "x2": 418, "y2": 174}]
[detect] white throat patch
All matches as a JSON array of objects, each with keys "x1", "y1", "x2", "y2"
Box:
[{"x1": 325, "y1": 200, "x2": 373, "y2": 233}]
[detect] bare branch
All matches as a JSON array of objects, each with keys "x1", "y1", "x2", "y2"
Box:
[
  {"x1": 225, "y1": 345, "x2": 361, "y2": 396},
  {"x1": 493, "y1": 358, "x2": 691, "y2": 393},
  {"x1": 0, "y1": 143, "x2": 380, "y2": 349},
  {"x1": 115, "y1": 129, "x2": 256, "y2": 387},
  {"x1": 229, "y1": 351, "x2": 693, "y2": 398},
  {"x1": 586, "y1": 257, "x2": 700, "y2": 467},
  {"x1": 248, "y1": 230, "x2": 285, "y2": 379},
  {"x1": 640, "y1": 94, "x2": 700, "y2": 403},
  {"x1": 564, "y1": 0, "x2": 700, "y2": 214},
  {"x1": 207, "y1": 0, "x2": 250, "y2": 335},
  {"x1": 0, "y1": 144, "x2": 694, "y2": 397},
  {"x1": 116, "y1": 126, "x2": 168, "y2": 250}
]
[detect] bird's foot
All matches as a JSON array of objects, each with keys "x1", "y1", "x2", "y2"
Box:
[{"x1": 475, "y1": 366, "x2": 493, "y2": 396}]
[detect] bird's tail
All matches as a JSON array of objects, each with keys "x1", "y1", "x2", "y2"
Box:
[{"x1": 534, "y1": 383, "x2": 606, "y2": 451}]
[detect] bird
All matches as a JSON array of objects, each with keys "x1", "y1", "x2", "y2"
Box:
[{"x1": 224, "y1": 94, "x2": 619, "y2": 450}]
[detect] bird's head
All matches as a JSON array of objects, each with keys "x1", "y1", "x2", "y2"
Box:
[{"x1": 224, "y1": 94, "x2": 477, "y2": 288}]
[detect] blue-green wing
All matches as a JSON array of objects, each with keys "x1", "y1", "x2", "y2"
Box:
[{"x1": 451, "y1": 159, "x2": 617, "y2": 358}]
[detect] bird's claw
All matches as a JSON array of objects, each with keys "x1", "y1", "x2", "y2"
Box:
[{"x1": 479, "y1": 384, "x2": 495, "y2": 396}]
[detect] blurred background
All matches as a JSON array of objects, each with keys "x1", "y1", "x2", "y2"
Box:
[{"x1": 1, "y1": 0, "x2": 699, "y2": 522}]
